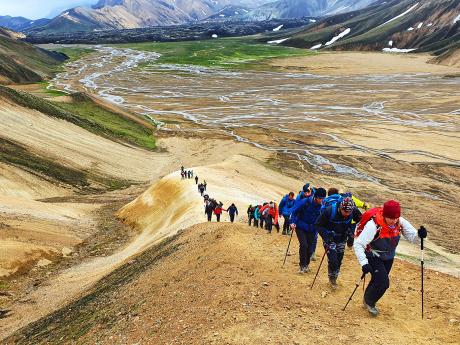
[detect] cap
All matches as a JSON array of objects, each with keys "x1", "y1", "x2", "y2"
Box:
[
  {"x1": 314, "y1": 188, "x2": 327, "y2": 198},
  {"x1": 383, "y1": 200, "x2": 401, "y2": 219}
]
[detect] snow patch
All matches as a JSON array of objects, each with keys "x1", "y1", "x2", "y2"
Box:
[
  {"x1": 268, "y1": 38, "x2": 290, "y2": 44},
  {"x1": 325, "y1": 28, "x2": 351, "y2": 46},
  {"x1": 377, "y1": 3, "x2": 419, "y2": 28},
  {"x1": 212, "y1": 34, "x2": 218, "y2": 38},
  {"x1": 454, "y1": 14, "x2": 460, "y2": 24},
  {"x1": 273, "y1": 24, "x2": 283, "y2": 32},
  {"x1": 388, "y1": 40, "x2": 393, "y2": 47},
  {"x1": 383, "y1": 47, "x2": 417, "y2": 53},
  {"x1": 427, "y1": 23, "x2": 433, "y2": 27},
  {"x1": 310, "y1": 44, "x2": 322, "y2": 50},
  {"x1": 219, "y1": 14, "x2": 225, "y2": 17},
  {"x1": 309, "y1": 19, "x2": 317, "y2": 23},
  {"x1": 417, "y1": 22, "x2": 423, "y2": 28},
  {"x1": 407, "y1": 27, "x2": 414, "y2": 31}
]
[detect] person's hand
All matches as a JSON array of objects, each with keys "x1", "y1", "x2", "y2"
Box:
[
  {"x1": 362, "y1": 264, "x2": 372, "y2": 275},
  {"x1": 363, "y1": 202, "x2": 370, "y2": 210},
  {"x1": 418, "y1": 226, "x2": 427, "y2": 239}
]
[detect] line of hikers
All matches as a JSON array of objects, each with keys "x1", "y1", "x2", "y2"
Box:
[
  {"x1": 203, "y1": 195, "x2": 239, "y2": 222},
  {"x1": 180, "y1": 165, "x2": 195, "y2": 180},
  {"x1": 182, "y1": 168, "x2": 428, "y2": 317},
  {"x1": 248, "y1": 182, "x2": 427, "y2": 317}
]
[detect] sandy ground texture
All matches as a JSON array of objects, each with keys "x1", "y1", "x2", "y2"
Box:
[
  {"x1": 5, "y1": 222, "x2": 460, "y2": 344},
  {"x1": 268, "y1": 51, "x2": 460, "y2": 75}
]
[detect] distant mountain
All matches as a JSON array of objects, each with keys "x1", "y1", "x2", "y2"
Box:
[
  {"x1": 0, "y1": 16, "x2": 51, "y2": 32},
  {"x1": 0, "y1": 28, "x2": 66, "y2": 84},
  {"x1": 29, "y1": 0, "x2": 273, "y2": 34},
  {"x1": 205, "y1": 5, "x2": 251, "y2": 21},
  {"x1": 263, "y1": 0, "x2": 459, "y2": 55},
  {"x1": 244, "y1": 0, "x2": 380, "y2": 20}
]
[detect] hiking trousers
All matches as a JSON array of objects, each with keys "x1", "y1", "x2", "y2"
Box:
[
  {"x1": 364, "y1": 255, "x2": 394, "y2": 307},
  {"x1": 216, "y1": 214, "x2": 221, "y2": 222},
  {"x1": 230, "y1": 213, "x2": 235, "y2": 222},
  {"x1": 206, "y1": 211, "x2": 212, "y2": 222},
  {"x1": 296, "y1": 230, "x2": 316, "y2": 268},
  {"x1": 248, "y1": 215, "x2": 254, "y2": 226},
  {"x1": 260, "y1": 217, "x2": 265, "y2": 229},
  {"x1": 254, "y1": 219, "x2": 259, "y2": 228},
  {"x1": 282, "y1": 215, "x2": 290, "y2": 234},
  {"x1": 326, "y1": 241, "x2": 346, "y2": 278}
]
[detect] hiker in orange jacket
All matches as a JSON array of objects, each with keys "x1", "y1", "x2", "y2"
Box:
[{"x1": 259, "y1": 201, "x2": 280, "y2": 234}]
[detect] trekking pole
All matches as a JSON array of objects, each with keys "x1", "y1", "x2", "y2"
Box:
[
  {"x1": 282, "y1": 227, "x2": 295, "y2": 267},
  {"x1": 363, "y1": 275, "x2": 366, "y2": 292},
  {"x1": 420, "y1": 227, "x2": 425, "y2": 320},
  {"x1": 342, "y1": 273, "x2": 366, "y2": 311},
  {"x1": 310, "y1": 249, "x2": 328, "y2": 289}
]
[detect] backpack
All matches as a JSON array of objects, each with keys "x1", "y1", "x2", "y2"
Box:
[
  {"x1": 320, "y1": 194, "x2": 343, "y2": 214},
  {"x1": 321, "y1": 194, "x2": 353, "y2": 224},
  {"x1": 354, "y1": 207, "x2": 381, "y2": 238}
]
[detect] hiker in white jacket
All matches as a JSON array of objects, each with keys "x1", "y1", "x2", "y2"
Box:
[{"x1": 353, "y1": 200, "x2": 427, "y2": 316}]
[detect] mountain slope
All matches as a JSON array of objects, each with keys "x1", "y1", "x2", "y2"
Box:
[
  {"x1": 5, "y1": 221, "x2": 460, "y2": 343},
  {"x1": 0, "y1": 30, "x2": 66, "y2": 84},
  {"x1": 29, "y1": 0, "x2": 272, "y2": 34},
  {"x1": 245, "y1": 0, "x2": 380, "y2": 20},
  {"x1": 0, "y1": 16, "x2": 51, "y2": 32},
  {"x1": 266, "y1": 0, "x2": 460, "y2": 54}
]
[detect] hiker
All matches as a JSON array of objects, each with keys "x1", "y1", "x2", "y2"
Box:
[
  {"x1": 191, "y1": 170, "x2": 194, "y2": 177},
  {"x1": 203, "y1": 180, "x2": 207, "y2": 191},
  {"x1": 354, "y1": 200, "x2": 427, "y2": 316},
  {"x1": 227, "y1": 203, "x2": 239, "y2": 223},
  {"x1": 259, "y1": 202, "x2": 268, "y2": 229},
  {"x1": 253, "y1": 204, "x2": 261, "y2": 228},
  {"x1": 214, "y1": 202, "x2": 224, "y2": 222},
  {"x1": 259, "y1": 201, "x2": 279, "y2": 233},
  {"x1": 247, "y1": 205, "x2": 255, "y2": 226},
  {"x1": 296, "y1": 183, "x2": 317, "y2": 201},
  {"x1": 279, "y1": 192, "x2": 296, "y2": 235},
  {"x1": 290, "y1": 188, "x2": 327, "y2": 273},
  {"x1": 195, "y1": 175, "x2": 199, "y2": 184},
  {"x1": 315, "y1": 197, "x2": 362, "y2": 288},
  {"x1": 198, "y1": 183, "x2": 205, "y2": 196},
  {"x1": 328, "y1": 188, "x2": 370, "y2": 211},
  {"x1": 181, "y1": 165, "x2": 185, "y2": 172},
  {"x1": 205, "y1": 197, "x2": 216, "y2": 222}
]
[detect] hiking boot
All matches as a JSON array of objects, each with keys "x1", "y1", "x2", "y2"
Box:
[
  {"x1": 282, "y1": 230, "x2": 287, "y2": 235},
  {"x1": 299, "y1": 266, "x2": 310, "y2": 274},
  {"x1": 363, "y1": 299, "x2": 379, "y2": 317},
  {"x1": 329, "y1": 276, "x2": 338, "y2": 289},
  {"x1": 310, "y1": 252, "x2": 316, "y2": 261}
]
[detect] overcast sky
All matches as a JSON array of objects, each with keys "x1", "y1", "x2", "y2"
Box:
[{"x1": 0, "y1": 0, "x2": 96, "y2": 19}]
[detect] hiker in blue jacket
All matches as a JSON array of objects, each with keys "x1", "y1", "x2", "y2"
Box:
[
  {"x1": 290, "y1": 188, "x2": 327, "y2": 273},
  {"x1": 279, "y1": 192, "x2": 296, "y2": 235},
  {"x1": 296, "y1": 183, "x2": 313, "y2": 201},
  {"x1": 253, "y1": 205, "x2": 261, "y2": 228},
  {"x1": 315, "y1": 197, "x2": 362, "y2": 288}
]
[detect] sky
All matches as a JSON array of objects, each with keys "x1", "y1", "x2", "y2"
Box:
[{"x1": 0, "y1": 0, "x2": 96, "y2": 19}]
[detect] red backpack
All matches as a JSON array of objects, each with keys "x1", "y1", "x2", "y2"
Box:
[{"x1": 354, "y1": 207, "x2": 381, "y2": 238}]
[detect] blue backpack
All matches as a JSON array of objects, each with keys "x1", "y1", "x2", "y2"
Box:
[{"x1": 321, "y1": 194, "x2": 352, "y2": 224}]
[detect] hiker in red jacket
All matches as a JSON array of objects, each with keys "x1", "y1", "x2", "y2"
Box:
[
  {"x1": 214, "y1": 202, "x2": 224, "y2": 222},
  {"x1": 354, "y1": 200, "x2": 427, "y2": 316},
  {"x1": 259, "y1": 201, "x2": 280, "y2": 233}
]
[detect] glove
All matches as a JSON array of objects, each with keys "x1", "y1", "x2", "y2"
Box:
[
  {"x1": 418, "y1": 226, "x2": 427, "y2": 239},
  {"x1": 362, "y1": 264, "x2": 372, "y2": 275},
  {"x1": 347, "y1": 236, "x2": 354, "y2": 248}
]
